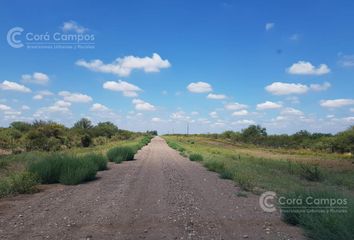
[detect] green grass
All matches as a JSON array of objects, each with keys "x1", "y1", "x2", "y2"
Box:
[
  {"x1": 279, "y1": 190, "x2": 354, "y2": 240},
  {"x1": 106, "y1": 146, "x2": 135, "y2": 163},
  {"x1": 163, "y1": 135, "x2": 354, "y2": 240},
  {"x1": 27, "y1": 154, "x2": 100, "y2": 185},
  {"x1": 83, "y1": 153, "x2": 108, "y2": 171},
  {"x1": 58, "y1": 157, "x2": 97, "y2": 185},
  {"x1": 0, "y1": 172, "x2": 38, "y2": 197},
  {"x1": 189, "y1": 153, "x2": 203, "y2": 161}
]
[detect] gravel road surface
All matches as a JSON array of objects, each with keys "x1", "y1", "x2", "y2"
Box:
[{"x1": 0, "y1": 137, "x2": 303, "y2": 240}]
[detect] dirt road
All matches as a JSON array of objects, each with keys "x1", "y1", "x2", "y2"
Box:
[{"x1": 0, "y1": 137, "x2": 303, "y2": 240}]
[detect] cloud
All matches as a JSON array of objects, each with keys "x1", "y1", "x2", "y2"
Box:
[
  {"x1": 151, "y1": 117, "x2": 162, "y2": 122},
  {"x1": 338, "y1": 54, "x2": 354, "y2": 67},
  {"x1": 170, "y1": 111, "x2": 190, "y2": 121},
  {"x1": 310, "y1": 82, "x2": 331, "y2": 91},
  {"x1": 33, "y1": 101, "x2": 72, "y2": 119},
  {"x1": 33, "y1": 90, "x2": 54, "y2": 100},
  {"x1": 265, "y1": 22, "x2": 274, "y2": 31},
  {"x1": 233, "y1": 119, "x2": 255, "y2": 125},
  {"x1": 266, "y1": 81, "x2": 330, "y2": 95},
  {"x1": 21, "y1": 72, "x2": 49, "y2": 85},
  {"x1": 320, "y1": 99, "x2": 354, "y2": 108},
  {"x1": 290, "y1": 34, "x2": 299, "y2": 41},
  {"x1": 191, "y1": 111, "x2": 199, "y2": 115},
  {"x1": 187, "y1": 82, "x2": 212, "y2": 93},
  {"x1": 21, "y1": 105, "x2": 30, "y2": 110},
  {"x1": 209, "y1": 111, "x2": 218, "y2": 118},
  {"x1": 224, "y1": 102, "x2": 248, "y2": 110},
  {"x1": 0, "y1": 104, "x2": 11, "y2": 111},
  {"x1": 287, "y1": 61, "x2": 330, "y2": 75},
  {"x1": 76, "y1": 53, "x2": 170, "y2": 77},
  {"x1": 132, "y1": 99, "x2": 155, "y2": 111},
  {"x1": 265, "y1": 82, "x2": 309, "y2": 95},
  {"x1": 256, "y1": 101, "x2": 282, "y2": 110},
  {"x1": 103, "y1": 80, "x2": 142, "y2": 97},
  {"x1": 0, "y1": 80, "x2": 31, "y2": 93},
  {"x1": 207, "y1": 93, "x2": 227, "y2": 100},
  {"x1": 59, "y1": 91, "x2": 92, "y2": 103},
  {"x1": 232, "y1": 110, "x2": 248, "y2": 116},
  {"x1": 62, "y1": 20, "x2": 88, "y2": 33},
  {"x1": 90, "y1": 103, "x2": 109, "y2": 112},
  {"x1": 281, "y1": 107, "x2": 303, "y2": 116}
]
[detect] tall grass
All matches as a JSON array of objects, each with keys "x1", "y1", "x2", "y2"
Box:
[
  {"x1": 189, "y1": 153, "x2": 203, "y2": 161},
  {"x1": 279, "y1": 190, "x2": 354, "y2": 240},
  {"x1": 83, "y1": 153, "x2": 108, "y2": 171},
  {"x1": 106, "y1": 147, "x2": 135, "y2": 163},
  {"x1": 107, "y1": 135, "x2": 153, "y2": 163},
  {"x1": 0, "y1": 172, "x2": 38, "y2": 197},
  {"x1": 27, "y1": 153, "x2": 103, "y2": 185}
]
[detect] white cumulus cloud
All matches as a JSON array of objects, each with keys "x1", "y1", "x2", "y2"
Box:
[
  {"x1": 103, "y1": 80, "x2": 142, "y2": 97},
  {"x1": 132, "y1": 99, "x2": 155, "y2": 111},
  {"x1": 0, "y1": 80, "x2": 31, "y2": 93},
  {"x1": 265, "y1": 82, "x2": 309, "y2": 95},
  {"x1": 187, "y1": 82, "x2": 212, "y2": 93},
  {"x1": 90, "y1": 103, "x2": 109, "y2": 112},
  {"x1": 256, "y1": 101, "x2": 282, "y2": 110},
  {"x1": 0, "y1": 104, "x2": 11, "y2": 111},
  {"x1": 59, "y1": 91, "x2": 92, "y2": 103},
  {"x1": 287, "y1": 61, "x2": 330, "y2": 75},
  {"x1": 22, "y1": 72, "x2": 49, "y2": 85},
  {"x1": 310, "y1": 82, "x2": 331, "y2": 91},
  {"x1": 224, "y1": 102, "x2": 248, "y2": 110},
  {"x1": 232, "y1": 110, "x2": 248, "y2": 116},
  {"x1": 320, "y1": 99, "x2": 354, "y2": 108},
  {"x1": 62, "y1": 20, "x2": 88, "y2": 33},
  {"x1": 207, "y1": 93, "x2": 227, "y2": 100},
  {"x1": 76, "y1": 53, "x2": 170, "y2": 77}
]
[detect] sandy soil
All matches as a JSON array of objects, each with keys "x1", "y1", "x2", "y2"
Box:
[{"x1": 0, "y1": 137, "x2": 303, "y2": 240}]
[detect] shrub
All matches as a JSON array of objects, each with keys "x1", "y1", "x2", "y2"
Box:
[
  {"x1": 106, "y1": 146, "x2": 135, "y2": 163},
  {"x1": 27, "y1": 154, "x2": 98, "y2": 185},
  {"x1": 280, "y1": 190, "x2": 354, "y2": 240},
  {"x1": 300, "y1": 164, "x2": 322, "y2": 182},
  {"x1": 189, "y1": 153, "x2": 203, "y2": 162},
  {"x1": 0, "y1": 172, "x2": 38, "y2": 197},
  {"x1": 81, "y1": 134, "x2": 92, "y2": 147},
  {"x1": 59, "y1": 158, "x2": 97, "y2": 185},
  {"x1": 83, "y1": 153, "x2": 108, "y2": 171},
  {"x1": 28, "y1": 154, "x2": 64, "y2": 184}
]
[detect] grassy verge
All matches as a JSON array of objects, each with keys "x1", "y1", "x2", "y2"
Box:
[
  {"x1": 164, "y1": 135, "x2": 354, "y2": 240},
  {"x1": 106, "y1": 135, "x2": 153, "y2": 163},
  {"x1": 0, "y1": 136, "x2": 147, "y2": 198}
]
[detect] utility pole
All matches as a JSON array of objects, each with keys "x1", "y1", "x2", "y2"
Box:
[{"x1": 187, "y1": 122, "x2": 189, "y2": 135}]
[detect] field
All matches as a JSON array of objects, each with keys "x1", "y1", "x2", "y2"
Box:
[{"x1": 163, "y1": 135, "x2": 354, "y2": 240}]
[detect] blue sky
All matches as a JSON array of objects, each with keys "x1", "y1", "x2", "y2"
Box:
[{"x1": 0, "y1": 0, "x2": 353, "y2": 134}]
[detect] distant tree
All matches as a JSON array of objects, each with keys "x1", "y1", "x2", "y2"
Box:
[
  {"x1": 146, "y1": 130, "x2": 158, "y2": 136},
  {"x1": 10, "y1": 121, "x2": 32, "y2": 132},
  {"x1": 241, "y1": 125, "x2": 267, "y2": 143},
  {"x1": 93, "y1": 121, "x2": 118, "y2": 138},
  {"x1": 73, "y1": 118, "x2": 93, "y2": 130}
]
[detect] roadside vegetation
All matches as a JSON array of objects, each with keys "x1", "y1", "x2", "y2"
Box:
[
  {"x1": 164, "y1": 124, "x2": 354, "y2": 240},
  {"x1": 0, "y1": 119, "x2": 156, "y2": 198}
]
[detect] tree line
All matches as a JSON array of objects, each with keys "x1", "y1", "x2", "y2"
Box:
[
  {"x1": 0, "y1": 118, "x2": 158, "y2": 152},
  {"x1": 177, "y1": 125, "x2": 354, "y2": 155}
]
